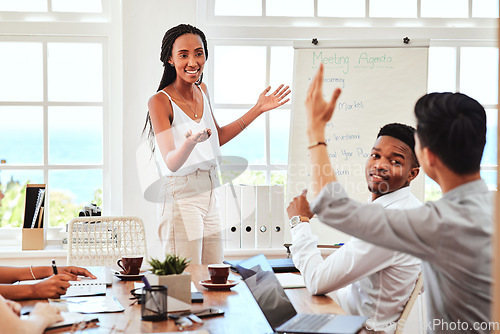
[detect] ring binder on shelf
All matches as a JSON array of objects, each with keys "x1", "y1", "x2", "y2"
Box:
[
  {"x1": 256, "y1": 186, "x2": 271, "y2": 248},
  {"x1": 241, "y1": 186, "x2": 256, "y2": 249},
  {"x1": 225, "y1": 184, "x2": 241, "y2": 249},
  {"x1": 270, "y1": 186, "x2": 285, "y2": 248}
]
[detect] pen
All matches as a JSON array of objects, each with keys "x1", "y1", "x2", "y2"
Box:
[
  {"x1": 52, "y1": 259, "x2": 58, "y2": 275},
  {"x1": 142, "y1": 276, "x2": 152, "y2": 289}
]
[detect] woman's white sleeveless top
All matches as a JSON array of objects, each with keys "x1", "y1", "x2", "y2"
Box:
[{"x1": 154, "y1": 86, "x2": 221, "y2": 176}]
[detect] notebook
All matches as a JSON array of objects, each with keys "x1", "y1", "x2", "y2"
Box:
[
  {"x1": 236, "y1": 254, "x2": 367, "y2": 334},
  {"x1": 275, "y1": 272, "x2": 306, "y2": 289},
  {"x1": 61, "y1": 266, "x2": 113, "y2": 296},
  {"x1": 63, "y1": 280, "x2": 107, "y2": 298},
  {"x1": 85, "y1": 266, "x2": 114, "y2": 286},
  {"x1": 18, "y1": 277, "x2": 106, "y2": 298}
]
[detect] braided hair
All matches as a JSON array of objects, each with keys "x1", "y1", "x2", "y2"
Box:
[{"x1": 143, "y1": 24, "x2": 209, "y2": 151}]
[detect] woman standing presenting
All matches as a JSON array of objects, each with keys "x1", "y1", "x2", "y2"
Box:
[{"x1": 144, "y1": 24, "x2": 290, "y2": 264}]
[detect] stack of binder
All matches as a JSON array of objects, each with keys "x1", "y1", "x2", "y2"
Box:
[{"x1": 220, "y1": 184, "x2": 286, "y2": 249}]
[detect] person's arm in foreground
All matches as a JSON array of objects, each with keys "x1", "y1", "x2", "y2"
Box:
[
  {"x1": 0, "y1": 266, "x2": 95, "y2": 300},
  {"x1": 0, "y1": 296, "x2": 63, "y2": 334},
  {"x1": 0, "y1": 275, "x2": 72, "y2": 300},
  {"x1": 0, "y1": 266, "x2": 95, "y2": 283}
]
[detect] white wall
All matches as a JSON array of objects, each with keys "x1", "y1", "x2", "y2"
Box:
[{"x1": 122, "y1": 0, "x2": 197, "y2": 260}]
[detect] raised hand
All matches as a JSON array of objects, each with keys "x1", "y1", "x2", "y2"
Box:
[
  {"x1": 185, "y1": 128, "x2": 212, "y2": 144},
  {"x1": 305, "y1": 63, "x2": 342, "y2": 134},
  {"x1": 255, "y1": 84, "x2": 291, "y2": 114}
]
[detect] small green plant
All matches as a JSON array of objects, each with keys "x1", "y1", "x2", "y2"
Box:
[{"x1": 148, "y1": 254, "x2": 190, "y2": 275}]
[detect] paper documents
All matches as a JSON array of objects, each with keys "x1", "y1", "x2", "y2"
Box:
[
  {"x1": 51, "y1": 295, "x2": 124, "y2": 313},
  {"x1": 275, "y1": 273, "x2": 306, "y2": 289}
]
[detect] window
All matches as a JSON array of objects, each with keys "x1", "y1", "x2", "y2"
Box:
[
  {"x1": 426, "y1": 45, "x2": 498, "y2": 199},
  {"x1": 200, "y1": 0, "x2": 498, "y2": 200},
  {"x1": 0, "y1": 0, "x2": 105, "y2": 15},
  {"x1": 0, "y1": 0, "x2": 119, "y2": 231},
  {"x1": 209, "y1": 43, "x2": 292, "y2": 186}
]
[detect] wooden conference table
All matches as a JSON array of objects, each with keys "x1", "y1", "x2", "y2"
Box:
[{"x1": 40, "y1": 265, "x2": 345, "y2": 333}]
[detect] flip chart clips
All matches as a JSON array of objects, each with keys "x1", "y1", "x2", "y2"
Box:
[
  {"x1": 403, "y1": 37, "x2": 410, "y2": 44},
  {"x1": 312, "y1": 38, "x2": 318, "y2": 45}
]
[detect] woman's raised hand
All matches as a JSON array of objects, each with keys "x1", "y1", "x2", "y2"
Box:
[
  {"x1": 185, "y1": 128, "x2": 212, "y2": 144},
  {"x1": 255, "y1": 84, "x2": 291, "y2": 114}
]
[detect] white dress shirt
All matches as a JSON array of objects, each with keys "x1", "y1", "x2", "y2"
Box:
[{"x1": 291, "y1": 186, "x2": 422, "y2": 333}]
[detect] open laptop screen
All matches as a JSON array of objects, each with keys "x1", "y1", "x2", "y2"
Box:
[{"x1": 237, "y1": 254, "x2": 298, "y2": 330}]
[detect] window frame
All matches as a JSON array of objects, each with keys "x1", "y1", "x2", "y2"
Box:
[
  {"x1": 0, "y1": 0, "x2": 122, "y2": 241},
  {"x1": 206, "y1": 39, "x2": 292, "y2": 183}
]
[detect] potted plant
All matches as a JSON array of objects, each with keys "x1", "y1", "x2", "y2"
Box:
[{"x1": 145, "y1": 254, "x2": 192, "y2": 306}]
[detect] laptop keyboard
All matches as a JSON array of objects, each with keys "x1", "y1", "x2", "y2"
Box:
[{"x1": 281, "y1": 313, "x2": 336, "y2": 331}]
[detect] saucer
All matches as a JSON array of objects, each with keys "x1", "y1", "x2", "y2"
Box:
[
  {"x1": 199, "y1": 279, "x2": 239, "y2": 291},
  {"x1": 114, "y1": 270, "x2": 146, "y2": 281}
]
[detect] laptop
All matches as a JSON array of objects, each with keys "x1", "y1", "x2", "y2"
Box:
[{"x1": 236, "y1": 254, "x2": 367, "y2": 334}]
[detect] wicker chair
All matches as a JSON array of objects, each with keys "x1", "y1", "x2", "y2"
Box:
[{"x1": 66, "y1": 216, "x2": 147, "y2": 267}]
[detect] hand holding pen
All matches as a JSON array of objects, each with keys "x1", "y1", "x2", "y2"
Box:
[
  {"x1": 32, "y1": 275, "x2": 72, "y2": 299},
  {"x1": 30, "y1": 260, "x2": 72, "y2": 299}
]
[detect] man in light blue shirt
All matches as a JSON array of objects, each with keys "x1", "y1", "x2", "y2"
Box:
[{"x1": 291, "y1": 63, "x2": 493, "y2": 334}]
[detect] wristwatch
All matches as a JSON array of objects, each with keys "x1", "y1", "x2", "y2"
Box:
[{"x1": 290, "y1": 215, "x2": 310, "y2": 229}]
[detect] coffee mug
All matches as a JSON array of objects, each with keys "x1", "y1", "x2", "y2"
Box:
[
  {"x1": 117, "y1": 255, "x2": 143, "y2": 275},
  {"x1": 208, "y1": 264, "x2": 230, "y2": 284}
]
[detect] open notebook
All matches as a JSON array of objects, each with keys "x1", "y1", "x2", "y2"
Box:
[
  {"x1": 17, "y1": 265, "x2": 112, "y2": 297},
  {"x1": 64, "y1": 279, "x2": 106, "y2": 297},
  {"x1": 17, "y1": 277, "x2": 106, "y2": 297}
]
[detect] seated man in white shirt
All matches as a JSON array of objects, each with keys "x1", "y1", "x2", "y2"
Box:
[{"x1": 287, "y1": 122, "x2": 421, "y2": 334}]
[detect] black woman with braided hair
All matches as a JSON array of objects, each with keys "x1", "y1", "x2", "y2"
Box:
[{"x1": 143, "y1": 24, "x2": 290, "y2": 265}]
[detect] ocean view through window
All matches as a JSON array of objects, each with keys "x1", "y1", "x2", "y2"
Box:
[{"x1": 0, "y1": 1, "x2": 112, "y2": 230}]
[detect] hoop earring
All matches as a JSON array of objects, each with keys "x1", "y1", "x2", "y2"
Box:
[{"x1": 169, "y1": 63, "x2": 174, "y2": 67}]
